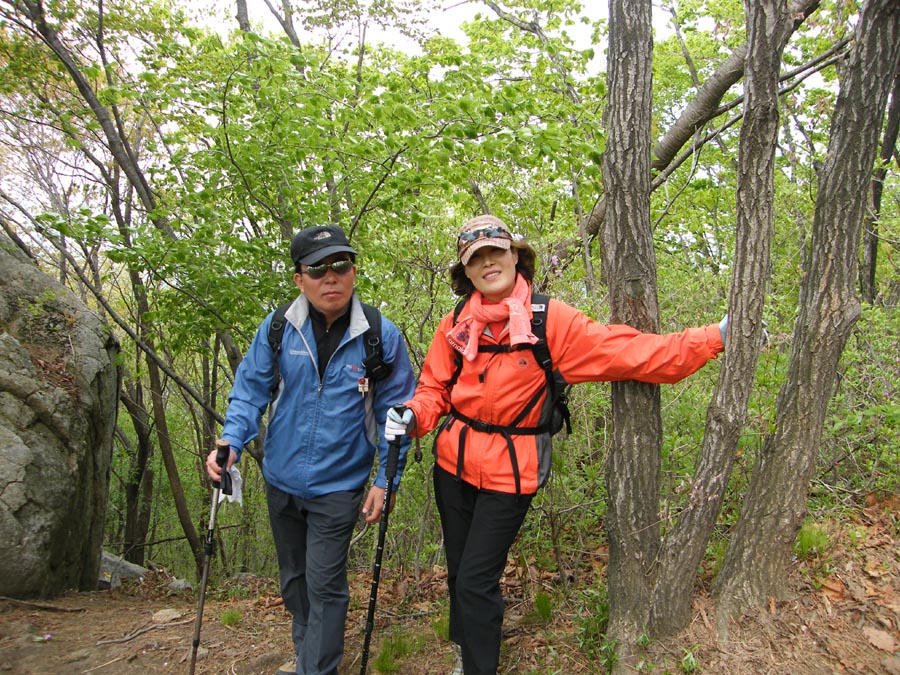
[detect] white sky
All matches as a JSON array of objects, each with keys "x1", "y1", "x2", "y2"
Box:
[
  {"x1": 186, "y1": 1, "x2": 679, "y2": 75},
  {"x1": 189, "y1": 0, "x2": 482, "y2": 44},
  {"x1": 189, "y1": 1, "x2": 614, "y2": 55}
]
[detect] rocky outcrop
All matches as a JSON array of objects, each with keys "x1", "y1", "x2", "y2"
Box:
[{"x1": 0, "y1": 235, "x2": 120, "y2": 597}]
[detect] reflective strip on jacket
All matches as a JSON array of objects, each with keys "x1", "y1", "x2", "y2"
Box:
[
  {"x1": 221, "y1": 294, "x2": 416, "y2": 499},
  {"x1": 405, "y1": 295, "x2": 724, "y2": 495}
]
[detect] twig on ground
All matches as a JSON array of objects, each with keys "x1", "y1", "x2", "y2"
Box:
[
  {"x1": 0, "y1": 596, "x2": 85, "y2": 612},
  {"x1": 96, "y1": 618, "x2": 193, "y2": 645},
  {"x1": 81, "y1": 654, "x2": 126, "y2": 672}
]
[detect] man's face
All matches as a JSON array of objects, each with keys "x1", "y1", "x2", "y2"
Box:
[{"x1": 294, "y1": 253, "x2": 357, "y2": 325}]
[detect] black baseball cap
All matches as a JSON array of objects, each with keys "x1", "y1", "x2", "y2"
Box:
[{"x1": 290, "y1": 225, "x2": 357, "y2": 266}]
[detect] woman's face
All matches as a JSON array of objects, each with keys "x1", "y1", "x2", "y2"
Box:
[{"x1": 463, "y1": 246, "x2": 519, "y2": 302}]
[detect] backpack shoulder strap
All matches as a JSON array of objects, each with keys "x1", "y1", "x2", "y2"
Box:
[
  {"x1": 530, "y1": 294, "x2": 571, "y2": 434},
  {"x1": 529, "y1": 293, "x2": 551, "y2": 372},
  {"x1": 446, "y1": 297, "x2": 469, "y2": 389},
  {"x1": 452, "y1": 296, "x2": 467, "y2": 323},
  {"x1": 268, "y1": 301, "x2": 293, "y2": 398},
  {"x1": 362, "y1": 303, "x2": 393, "y2": 382},
  {"x1": 269, "y1": 302, "x2": 291, "y2": 353}
]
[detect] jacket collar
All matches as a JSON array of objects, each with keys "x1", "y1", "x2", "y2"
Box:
[{"x1": 285, "y1": 293, "x2": 369, "y2": 340}]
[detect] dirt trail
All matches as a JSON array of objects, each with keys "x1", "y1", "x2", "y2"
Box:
[{"x1": 1, "y1": 500, "x2": 898, "y2": 675}]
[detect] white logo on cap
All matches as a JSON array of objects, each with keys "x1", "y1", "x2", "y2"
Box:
[{"x1": 313, "y1": 231, "x2": 331, "y2": 240}]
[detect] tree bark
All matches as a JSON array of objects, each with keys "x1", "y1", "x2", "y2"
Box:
[
  {"x1": 713, "y1": 0, "x2": 900, "y2": 630},
  {"x1": 120, "y1": 380, "x2": 155, "y2": 566},
  {"x1": 566, "y1": 0, "x2": 823, "y2": 268},
  {"x1": 601, "y1": 0, "x2": 658, "y2": 648},
  {"x1": 860, "y1": 69, "x2": 900, "y2": 304},
  {"x1": 236, "y1": 0, "x2": 251, "y2": 32},
  {"x1": 650, "y1": 0, "x2": 821, "y2": 172},
  {"x1": 648, "y1": 0, "x2": 792, "y2": 637}
]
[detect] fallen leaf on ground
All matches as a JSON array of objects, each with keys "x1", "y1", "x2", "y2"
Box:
[
  {"x1": 863, "y1": 626, "x2": 898, "y2": 652},
  {"x1": 821, "y1": 577, "x2": 846, "y2": 602}
]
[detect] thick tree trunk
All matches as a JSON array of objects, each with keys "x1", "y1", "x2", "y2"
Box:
[
  {"x1": 236, "y1": 0, "x2": 251, "y2": 32},
  {"x1": 648, "y1": 0, "x2": 792, "y2": 637},
  {"x1": 601, "y1": 0, "x2": 658, "y2": 648},
  {"x1": 714, "y1": 0, "x2": 900, "y2": 630}
]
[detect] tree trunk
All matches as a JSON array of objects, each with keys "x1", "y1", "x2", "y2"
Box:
[
  {"x1": 647, "y1": 0, "x2": 793, "y2": 637},
  {"x1": 236, "y1": 0, "x2": 251, "y2": 32},
  {"x1": 21, "y1": 1, "x2": 174, "y2": 239},
  {"x1": 650, "y1": 0, "x2": 820, "y2": 172},
  {"x1": 860, "y1": 70, "x2": 900, "y2": 304},
  {"x1": 600, "y1": 0, "x2": 658, "y2": 648},
  {"x1": 120, "y1": 380, "x2": 155, "y2": 566},
  {"x1": 714, "y1": 0, "x2": 900, "y2": 630},
  {"x1": 571, "y1": 0, "x2": 821, "y2": 269},
  {"x1": 146, "y1": 351, "x2": 203, "y2": 572},
  {"x1": 127, "y1": 261, "x2": 203, "y2": 572}
]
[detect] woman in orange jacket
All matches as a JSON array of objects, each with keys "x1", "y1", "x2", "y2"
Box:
[{"x1": 385, "y1": 215, "x2": 725, "y2": 675}]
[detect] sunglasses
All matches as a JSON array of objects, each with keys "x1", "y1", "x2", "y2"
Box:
[
  {"x1": 301, "y1": 259, "x2": 354, "y2": 280},
  {"x1": 458, "y1": 226, "x2": 510, "y2": 243}
]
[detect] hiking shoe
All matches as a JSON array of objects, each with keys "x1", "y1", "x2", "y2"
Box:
[
  {"x1": 449, "y1": 643, "x2": 463, "y2": 675},
  {"x1": 274, "y1": 659, "x2": 296, "y2": 675}
]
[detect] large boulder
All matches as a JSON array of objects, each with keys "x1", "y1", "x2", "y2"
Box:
[{"x1": 0, "y1": 235, "x2": 120, "y2": 597}]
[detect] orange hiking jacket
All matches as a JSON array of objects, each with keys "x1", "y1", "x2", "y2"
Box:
[{"x1": 405, "y1": 295, "x2": 724, "y2": 495}]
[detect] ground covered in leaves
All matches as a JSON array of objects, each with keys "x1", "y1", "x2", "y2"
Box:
[{"x1": 1, "y1": 497, "x2": 898, "y2": 675}]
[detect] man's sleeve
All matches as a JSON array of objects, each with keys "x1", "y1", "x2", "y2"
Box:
[
  {"x1": 372, "y1": 318, "x2": 417, "y2": 489},
  {"x1": 221, "y1": 314, "x2": 277, "y2": 461}
]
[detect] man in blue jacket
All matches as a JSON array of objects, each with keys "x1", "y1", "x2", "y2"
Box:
[{"x1": 205, "y1": 225, "x2": 416, "y2": 675}]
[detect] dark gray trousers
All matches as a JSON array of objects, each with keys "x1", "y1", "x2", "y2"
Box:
[{"x1": 266, "y1": 484, "x2": 363, "y2": 675}]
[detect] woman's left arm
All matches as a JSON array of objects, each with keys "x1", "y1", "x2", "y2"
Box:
[{"x1": 547, "y1": 300, "x2": 724, "y2": 385}]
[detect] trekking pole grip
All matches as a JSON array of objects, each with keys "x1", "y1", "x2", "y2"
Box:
[
  {"x1": 213, "y1": 440, "x2": 232, "y2": 494},
  {"x1": 385, "y1": 439, "x2": 401, "y2": 485}
]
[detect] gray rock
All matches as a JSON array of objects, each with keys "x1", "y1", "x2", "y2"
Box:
[
  {"x1": 0, "y1": 235, "x2": 120, "y2": 597},
  {"x1": 99, "y1": 551, "x2": 148, "y2": 589},
  {"x1": 166, "y1": 578, "x2": 194, "y2": 594}
]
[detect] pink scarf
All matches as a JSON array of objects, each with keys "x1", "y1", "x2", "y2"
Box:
[{"x1": 446, "y1": 274, "x2": 538, "y2": 361}]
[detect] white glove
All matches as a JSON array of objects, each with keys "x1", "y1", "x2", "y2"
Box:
[
  {"x1": 217, "y1": 465, "x2": 243, "y2": 506},
  {"x1": 385, "y1": 406, "x2": 414, "y2": 441},
  {"x1": 719, "y1": 315, "x2": 770, "y2": 348}
]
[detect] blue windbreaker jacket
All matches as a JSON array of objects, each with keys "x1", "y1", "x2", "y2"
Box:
[{"x1": 221, "y1": 294, "x2": 416, "y2": 498}]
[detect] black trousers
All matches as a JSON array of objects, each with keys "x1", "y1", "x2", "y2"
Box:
[{"x1": 433, "y1": 465, "x2": 533, "y2": 675}]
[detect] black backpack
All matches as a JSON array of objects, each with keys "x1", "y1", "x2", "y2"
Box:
[
  {"x1": 267, "y1": 300, "x2": 392, "y2": 399},
  {"x1": 442, "y1": 293, "x2": 572, "y2": 493}
]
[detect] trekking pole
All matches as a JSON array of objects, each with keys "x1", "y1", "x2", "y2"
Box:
[
  {"x1": 189, "y1": 440, "x2": 232, "y2": 675},
  {"x1": 359, "y1": 439, "x2": 402, "y2": 675}
]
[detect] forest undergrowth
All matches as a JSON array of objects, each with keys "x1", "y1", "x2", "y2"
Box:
[{"x1": 1, "y1": 495, "x2": 897, "y2": 675}]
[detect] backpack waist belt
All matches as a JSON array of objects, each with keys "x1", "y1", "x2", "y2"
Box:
[
  {"x1": 449, "y1": 407, "x2": 550, "y2": 436},
  {"x1": 448, "y1": 402, "x2": 550, "y2": 495}
]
